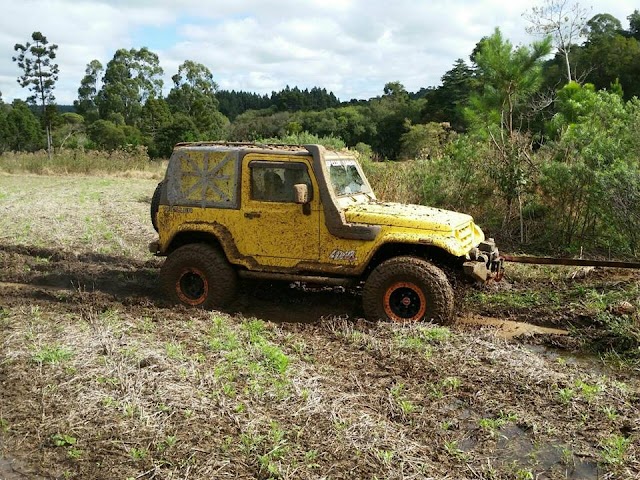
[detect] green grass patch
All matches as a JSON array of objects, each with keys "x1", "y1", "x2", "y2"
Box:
[
  {"x1": 32, "y1": 345, "x2": 74, "y2": 364},
  {"x1": 599, "y1": 434, "x2": 631, "y2": 465},
  {"x1": 478, "y1": 411, "x2": 517, "y2": 437},
  {"x1": 467, "y1": 289, "x2": 545, "y2": 310},
  {"x1": 577, "y1": 312, "x2": 640, "y2": 367},
  {"x1": 394, "y1": 325, "x2": 451, "y2": 352},
  {"x1": 51, "y1": 433, "x2": 77, "y2": 447},
  {"x1": 207, "y1": 314, "x2": 292, "y2": 400}
]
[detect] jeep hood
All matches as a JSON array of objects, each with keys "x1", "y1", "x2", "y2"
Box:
[{"x1": 344, "y1": 202, "x2": 473, "y2": 232}]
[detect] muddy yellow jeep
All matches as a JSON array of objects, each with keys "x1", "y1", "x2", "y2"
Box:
[{"x1": 149, "y1": 142, "x2": 501, "y2": 323}]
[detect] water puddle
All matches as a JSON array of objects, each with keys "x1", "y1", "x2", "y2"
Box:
[
  {"x1": 0, "y1": 438, "x2": 44, "y2": 480},
  {"x1": 457, "y1": 423, "x2": 599, "y2": 479},
  {"x1": 456, "y1": 315, "x2": 569, "y2": 339}
]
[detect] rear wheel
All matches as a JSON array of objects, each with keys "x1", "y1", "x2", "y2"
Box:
[
  {"x1": 363, "y1": 256, "x2": 454, "y2": 323},
  {"x1": 160, "y1": 243, "x2": 237, "y2": 309}
]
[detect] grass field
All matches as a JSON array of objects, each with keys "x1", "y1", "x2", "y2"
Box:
[{"x1": 0, "y1": 173, "x2": 638, "y2": 479}]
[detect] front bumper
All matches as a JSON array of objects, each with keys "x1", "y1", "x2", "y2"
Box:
[{"x1": 463, "y1": 238, "x2": 503, "y2": 282}]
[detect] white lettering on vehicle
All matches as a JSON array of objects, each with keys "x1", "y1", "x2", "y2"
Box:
[{"x1": 329, "y1": 249, "x2": 356, "y2": 261}]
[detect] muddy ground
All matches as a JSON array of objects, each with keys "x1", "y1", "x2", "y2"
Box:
[{"x1": 0, "y1": 174, "x2": 639, "y2": 479}]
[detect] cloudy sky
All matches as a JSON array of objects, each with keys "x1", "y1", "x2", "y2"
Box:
[{"x1": 0, "y1": 0, "x2": 637, "y2": 105}]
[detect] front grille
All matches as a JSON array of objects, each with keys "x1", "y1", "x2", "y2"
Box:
[{"x1": 456, "y1": 223, "x2": 473, "y2": 250}]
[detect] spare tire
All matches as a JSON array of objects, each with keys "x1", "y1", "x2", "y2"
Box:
[{"x1": 150, "y1": 180, "x2": 164, "y2": 232}]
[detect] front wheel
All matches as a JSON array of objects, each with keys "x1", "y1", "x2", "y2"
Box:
[
  {"x1": 160, "y1": 243, "x2": 237, "y2": 309},
  {"x1": 362, "y1": 256, "x2": 454, "y2": 323}
]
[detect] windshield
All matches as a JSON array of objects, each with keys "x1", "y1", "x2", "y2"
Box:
[{"x1": 327, "y1": 158, "x2": 370, "y2": 197}]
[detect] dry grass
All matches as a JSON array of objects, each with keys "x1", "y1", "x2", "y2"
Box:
[
  {"x1": 0, "y1": 148, "x2": 166, "y2": 179},
  {"x1": 0, "y1": 174, "x2": 157, "y2": 259}
]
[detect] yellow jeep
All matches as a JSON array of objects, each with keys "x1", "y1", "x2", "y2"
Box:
[{"x1": 149, "y1": 142, "x2": 501, "y2": 323}]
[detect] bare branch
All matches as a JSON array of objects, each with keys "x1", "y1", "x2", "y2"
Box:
[{"x1": 523, "y1": 0, "x2": 591, "y2": 82}]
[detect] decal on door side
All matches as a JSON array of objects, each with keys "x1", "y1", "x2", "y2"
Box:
[{"x1": 329, "y1": 249, "x2": 356, "y2": 261}]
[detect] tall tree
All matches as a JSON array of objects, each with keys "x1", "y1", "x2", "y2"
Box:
[
  {"x1": 421, "y1": 59, "x2": 476, "y2": 131},
  {"x1": 167, "y1": 60, "x2": 228, "y2": 140},
  {"x1": 139, "y1": 97, "x2": 173, "y2": 157},
  {"x1": 4, "y1": 100, "x2": 43, "y2": 152},
  {"x1": 74, "y1": 59, "x2": 103, "y2": 122},
  {"x1": 584, "y1": 13, "x2": 622, "y2": 42},
  {"x1": 468, "y1": 29, "x2": 552, "y2": 135},
  {"x1": 217, "y1": 90, "x2": 271, "y2": 120},
  {"x1": 365, "y1": 82, "x2": 423, "y2": 159},
  {"x1": 0, "y1": 92, "x2": 7, "y2": 153},
  {"x1": 524, "y1": 0, "x2": 590, "y2": 83},
  {"x1": 12, "y1": 31, "x2": 59, "y2": 158},
  {"x1": 96, "y1": 47, "x2": 163, "y2": 125},
  {"x1": 628, "y1": 10, "x2": 640, "y2": 40},
  {"x1": 582, "y1": 34, "x2": 640, "y2": 100},
  {"x1": 466, "y1": 28, "x2": 552, "y2": 240}
]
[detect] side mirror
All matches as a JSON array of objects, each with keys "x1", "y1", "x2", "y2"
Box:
[{"x1": 294, "y1": 183, "x2": 309, "y2": 204}]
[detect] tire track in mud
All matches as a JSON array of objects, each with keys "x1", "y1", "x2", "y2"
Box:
[
  {"x1": 0, "y1": 242, "x2": 577, "y2": 336},
  {"x1": 0, "y1": 241, "x2": 365, "y2": 322},
  {"x1": 0, "y1": 277, "x2": 570, "y2": 340}
]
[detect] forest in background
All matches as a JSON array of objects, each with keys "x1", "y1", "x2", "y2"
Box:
[{"x1": 1, "y1": 2, "x2": 640, "y2": 256}]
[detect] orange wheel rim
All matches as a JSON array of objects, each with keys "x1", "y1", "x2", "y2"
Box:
[
  {"x1": 383, "y1": 281, "x2": 426, "y2": 322},
  {"x1": 176, "y1": 267, "x2": 208, "y2": 306}
]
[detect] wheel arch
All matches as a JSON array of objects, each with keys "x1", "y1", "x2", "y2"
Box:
[
  {"x1": 166, "y1": 231, "x2": 225, "y2": 255},
  {"x1": 363, "y1": 242, "x2": 463, "y2": 279}
]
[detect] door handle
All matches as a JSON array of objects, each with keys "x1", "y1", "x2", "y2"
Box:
[{"x1": 244, "y1": 212, "x2": 261, "y2": 219}]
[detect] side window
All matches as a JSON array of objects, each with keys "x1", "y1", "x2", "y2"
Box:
[{"x1": 250, "y1": 162, "x2": 313, "y2": 203}]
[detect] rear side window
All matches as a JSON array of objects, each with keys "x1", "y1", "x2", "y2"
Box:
[
  {"x1": 250, "y1": 162, "x2": 313, "y2": 203},
  {"x1": 166, "y1": 148, "x2": 241, "y2": 209}
]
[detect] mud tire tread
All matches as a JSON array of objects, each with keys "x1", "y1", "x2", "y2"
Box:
[
  {"x1": 150, "y1": 180, "x2": 164, "y2": 232},
  {"x1": 160, "y1": 243, "x2": 237, "y2": 309},
  {"x1": 362, "y1": 256, "x2": 454, "y2": 324}
]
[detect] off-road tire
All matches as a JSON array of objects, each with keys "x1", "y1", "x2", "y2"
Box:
[
  {"x1": 363, "y1": 256, "x2": 454, "y2": 324},
  {"x1": 150, "y1": 180, "x2": 164, "y2": 232},
  {"x1": 160, "y1": 243, "x2": 237, "y2": 309}
]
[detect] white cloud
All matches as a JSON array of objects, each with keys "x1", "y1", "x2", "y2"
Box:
[{"x1": 0, "y1": 0, "x2": 637, "y2": 105}]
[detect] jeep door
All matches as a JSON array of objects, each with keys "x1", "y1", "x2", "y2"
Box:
[{"x1": 235, "y1": 156, "x2": 320, "y2": 264}]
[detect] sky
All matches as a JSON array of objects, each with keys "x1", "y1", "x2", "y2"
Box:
[{"x1": 0, "y1": 0, "x2": 637, "y2": 106}]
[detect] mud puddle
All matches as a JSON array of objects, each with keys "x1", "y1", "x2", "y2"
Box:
[
  {"x1": 230, "y1": 282, "x2": 362, "y2": 323},
  {"x1": 0, "y1": 440, "x2": 44, "y2": 480},
  {"x1": 458, "y1": 424, "x2": 599, "y2": 479},
  {"x1": 456, "y1": 314, "x2": 569, "y2": 339}
]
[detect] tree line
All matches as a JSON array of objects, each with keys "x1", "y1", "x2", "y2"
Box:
[
  {"x1": 1, "y1": 5, "x2": 639, "y2": 160},
  {"x1": 1, "y1": 2, "x2": 640, "y2": 254}
]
